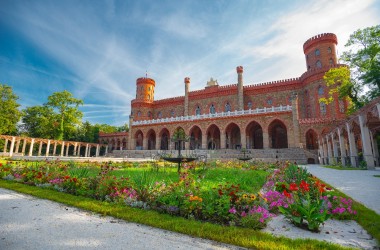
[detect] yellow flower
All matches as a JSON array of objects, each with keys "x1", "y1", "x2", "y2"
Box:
[
  {"x1": 242, "y1": 194, "x2": 248, "y2": 199},
  {"x1": 250, "y1": 194, "x2": 256, "y2": 201}
]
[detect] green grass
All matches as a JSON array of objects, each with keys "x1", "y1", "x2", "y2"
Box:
[
  {"x1": 0, "y1": 180, "x2": 352, "y2": 250},
  {"x1": 322, "y1": 165, "x2": 367, "y2": 170}
]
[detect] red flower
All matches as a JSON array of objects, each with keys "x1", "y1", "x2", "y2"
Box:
[
  {"x1": 283, "y1": 190, "x2": 291, "y2": 198},
  {"x1": 218, "y1": 189, "x2": 223, "y2": 196},
  {"x1": 289, "y1": 183, "x2": 298, "y2": 191},
  {"x1": 300, "y1": 180, "x2": 310, "y2": 192}
]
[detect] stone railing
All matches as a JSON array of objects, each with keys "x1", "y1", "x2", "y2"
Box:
[{"x1": 132, "y1": 105, "x2": 292, "y2": 126}]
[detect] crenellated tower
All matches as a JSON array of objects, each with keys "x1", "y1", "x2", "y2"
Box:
[
  {"x1": 131, "y1": 77, "x2": 155, "y2": 121},
  {"x1": 303, "y1": 33, "x2": 338, "y2": 71}
]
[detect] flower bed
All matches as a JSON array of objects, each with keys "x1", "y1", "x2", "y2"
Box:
[{"x1": 0, "y1": 160, "x2": 356, "y2": 232}]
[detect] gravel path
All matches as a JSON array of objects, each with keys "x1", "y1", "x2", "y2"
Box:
[
  {"x1": 302, "y1": 165, "x2": 380, "y2": 214},
  {"x1": 0, "y1": 188, "x2": 242, "y2": 250}
]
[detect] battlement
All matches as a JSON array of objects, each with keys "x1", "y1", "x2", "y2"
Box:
[
  {"x1": 154, "y1": 95, "x2": 184, "y2": 105},
  {"x1": 303, "y1": 33, "x2": 337, "y2": 53},
  {"x1": 136, "y1": 77, "x2": 156, "y2": 86},
  {"x1": 245, "y1": 77, "x2": 300, "y2": 89}
]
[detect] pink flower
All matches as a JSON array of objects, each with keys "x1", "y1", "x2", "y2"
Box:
[{"x1": 229, "y1": 207, "x2": 237, "y2": 214}]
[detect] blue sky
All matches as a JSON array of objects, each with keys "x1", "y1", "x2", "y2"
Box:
[{"x1": 1, "y1": 0, "x2": 379, "y2": 126}]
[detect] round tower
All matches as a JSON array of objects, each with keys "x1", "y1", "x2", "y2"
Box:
[
  {"x1": 135, "y1": 77, "x2": 155, "y2": 102},
  {"x1": 303, "y1": 33, "x2": 338, "y2": 71}
]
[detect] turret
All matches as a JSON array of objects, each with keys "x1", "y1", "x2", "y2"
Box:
[
  {"x1": 135, "y1": 77, "x2": 155, "y2": 102},
  {"x1": 184, "y1": 77, "x2": 190, "y2": 116},
  {"x1": 303, "y1": 33, "x2": 338, "y2": 71},
  {"x1": 237, "y1": 66, "x2": 244, "y2": 111}
]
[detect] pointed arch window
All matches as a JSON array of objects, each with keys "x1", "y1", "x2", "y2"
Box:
[
  {"x1": 170, "y1": 110, "x2": 175, "y2": 117},
  {"x1": 320, "y1": 102, "x2": 327, "y2": 116},
  {"x1": 210, "y1": 104, "x2": 216, "y2": 114},
  {"x1": 315, "y1": 49, "x2": 320, "y2": 56},
  {"x1": 225, "y1": 102, "x2": 231, "y2": 112},
  {"x1": 196, "y1": 106, "x2": 201, "y2": 116},
  {"x1": 157, "y1": 111, "x2": 162, "y2": 119},
  {"x1": 137, "y1": 111, "x2": 141, "y2": 117},
  {"x1": 316, "y1": 60, "x2": 322, "y2": 68},
  {"x1": 267, "y1": 98, "x2": 273, "y2": 105},
  {"x1": 318, "y1": 86, "x2": 324, "y2": 95},
  {"x1": 247, "y1": 101, "x2": 252, "y2": 109},
  {"x1": 329, "y1": 58, "x2": 333, "y2": 66},
  {"x1": 327, "y1": 47, "x2": 332, "y2": 54},
  {"x1": 338, "y1": 99, "x2": 345, "y2": 113}
]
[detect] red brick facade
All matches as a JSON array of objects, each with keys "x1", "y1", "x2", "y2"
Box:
[{"x1": 100, "y1": 33, "x2": 349, "y2": 152}]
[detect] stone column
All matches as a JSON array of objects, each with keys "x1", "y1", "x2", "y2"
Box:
[
  {"x1": 202, "y1": 132, "x2": 207, "y2": 149},
  {"x1": 322, "y1": 138, "x2": 328, "y2": 165},
  {"x1": 331, "y1": 134, "x2": 339, "y2": 163},
  {"x1": 371, "y1": 131, "x2": 379, "y2": 166},
  {"x1": 78, "y1": 144, "x2": 81, "y2": 157},
  {"x1": 60, "y1": 142, "x2": 65, "y2": 157},
  {"x1": 38, "y1": 142, "x2": 43, "y2": 156},
  {"x1": 237, "y1": 66, "x2": 244, "y2": 111},
  {"x1": 263, "y1": 131, "x2": 269, "y2": 149},
  {"x1": 73, "y1": 143, "x2": 78, "y2": 156},
  {"x1": 291, "y1": 92, "x2": 300, "y2": 148},
  {"x1": 28, "y1": 139, "x2": 35, "y2": 156},
  {"x1": 65, "y1": 144, "x2": 69, "y2": 156},
  {"x1": 9, "y1": 137, "x2": 15, "y2": 157},
  {"x1": 359, "y1": 115, "x2": 375, "y2": 169},
  {"x1": 346, "y1": 122, "x2": 358, "y2": 167},
  {"x1": 142, "y1": 137, "x2": 148, "y2": 150},
  {"x1": 87, "y1": 146, "x2": 91, "y2": 157},
  {"x1": 185, "y1": 141, "x2": 190, "y2": 150},
  {"x1": 220, "y1": 133, "x2": 226, "y2": 149},
  {"x1": 45, "y1": 140, "x2": 51, "y2": 157},
  {"x1": 241, "y1": 131, "x2": 247, "y2": 149},
  {"x1": 15, "y1": 139, "x2": 21, "y2": 153},
  {"x1": 3, "y1": 139, "x2": 8, "y2": 153},
  {"x1": 128, "y1": 116, "x2": 133, "y2": 150},
  {"x1": 85, "y1": 144, "x2": 89, "y2": 157},
  {"x1": 21, "y1": 139, "x2": 27, "y2": 155},
  {"x1": 337, "y1": 128, "x2": 347, "y2": 166},
  {"x1": 156, "y1": 136, "x2": 161, "y2": 150},
  {"x1": 105, "y1": 146, "x2": 108, "y2": 155}
]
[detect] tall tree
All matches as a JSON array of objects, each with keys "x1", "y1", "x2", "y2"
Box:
[
  {"x1": 0, "y1": 84, "x2": 22, "y2": 135},
  {"x1": 21, "y1": 106, "x2": 57, "y2": 138},
  {"x1": 46, "y1": 90, "x2": 83, "y2": 140},
  {"x1": 322, "y1": 25, "x2": 380, "y2": 112}
]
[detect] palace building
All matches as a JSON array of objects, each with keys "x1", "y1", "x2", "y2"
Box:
[{"x1": 99, "y1": 33, "x2": 380, "y2": 165}]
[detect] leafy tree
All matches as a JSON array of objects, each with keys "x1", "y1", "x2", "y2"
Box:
[
  {"x1": 21, "y1": 106, "x2": 57, "y2": 138},
  {"x1": 322, "y1": 25, "x2": 380, "y2": 112},
  {"x1": 117, "y1": 123, "x2": 129, "y2": 132},
  {"x1": 0, "y1": 84, "x2": 22, "y2": 135},
  {"x1": 45, "y1": 90, "x2": 83, "y2": 140}
]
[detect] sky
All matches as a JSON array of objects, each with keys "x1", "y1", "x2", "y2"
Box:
[{"x1": 1, "y1": 0, "x2": 379, "y2": 126}]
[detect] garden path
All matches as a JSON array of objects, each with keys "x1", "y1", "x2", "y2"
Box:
[
  {"x1": 0, "y1": 188, "x2": 240, "y2": 250},
  {"x1": 302, "y1": 164, "x2": 380, "y2": 214}
]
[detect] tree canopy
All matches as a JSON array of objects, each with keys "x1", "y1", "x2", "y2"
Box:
[
  {"x1": 0, "y1": 84, "x2": 22, "y2": 135},
  {"x1": 322, "y1": 25, "x2": 380, "y2": 112}
]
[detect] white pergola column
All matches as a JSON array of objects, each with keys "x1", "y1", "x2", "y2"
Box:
[
  {"x1": 65, "y1": 144, "x2": 69, "y2": 157},
  {"x1": 359, "y1": 115, "x2": 375, "y2": 169},
  {"x1": 73, "y1": 143, "x2": 78, "y2": 156},
  {"x1": 60, "y1": 142, "x2": 65, "y2": 157},
  {"x1": 3, "y1": 139, "x2": 8, "y2": 153},
  {"x1": 326, "y1": 135, "x2": 333, "y2": 164},
  {"x1": 38, "y1": 141, "x2": 43, "y2": 156},
  {"x1": 9, "y1": 137, "x2": 16, "y2": 157},
  {"x1": 346, "y1": 122, "x2": 358, "y2": 167},
  {"x1": 85, "y1": 144, "x2": 89, "y2": 157},
  {"x1": 371, "y1": 131, "x2": 379, "y2": 166},
  {"x1": 21, "y1": 139, "x2": 27, "y2": 155},
  {"x1": 28, "y1": 139, "x2": 35, "y2": 156},
  {"x1": 96, "y1": 145, "x2": 100, "y2": 157},
  {"x1": 53, "y1": 142, "x2": 57, "y2": 156},
  {"x1": 337, "y1": 128, "x2": 347, "y2": 166},
  {"x1": 45, "y1": 140, "x2": 51, "y2": 157},
  {"x1": 87, "y1": 146, "x2": 91, "y2": 157},
  {"x1": 105, "y1": 146, "x2": 108, "y2": 155},
  {"x1": 15, "y1": 139, "x2": 21, "y2": 153},
  {"x1": 78, "y1": 144, "x2": 81, "y2": 157}
]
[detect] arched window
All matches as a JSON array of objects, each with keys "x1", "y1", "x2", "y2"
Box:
[
  {"x1": 170, "y1": 110, "x2": 175, "y2": 117},
  {"x1": 225, "y1": 102, "x2": 231, "y2": 112},
  {"x1": 315, "y1": 49, "x2": 320, "y2": 56},
  {"x1": 318, "y1": 86, "x2": 324, "y2": 95},
  {"x1": 137, "y1": 111, "x2": 141, "y2": 117},
  {"x1": 320, "y1": 102, "x2": 327, "y2": 116},
  {"x1": 196, "y1": 106, "x2": 201, "y2": 116},
  {"x1": 267, "y1": 98, "x2": 273, "y2": 105},
  {"x1": 210, "y1": 104, "x2": 216, "y2": 114},
  {"x1": 316, "y1": 60, "x2": 322, "y2": 68},
  {"x1": 329, "y1": 58, "x2": 333, "y2": 65},
  {"x1": 247, "y1": 101, "x2": 252, "y2": 109},
  {"x1": 327, "y1": 47, "x2": 332, "y2": 54},
  {"x1": 147, "y1": 94, "x2": 150, "y2": 100},
  {"x1": 306, "y1": 105, "x2": 311, "y2": 118},
  {"x1": 157, "y1": 111, "x2": 162, "y2": 119},
  {"x1": 148, "y1": 111, "x2": 152, "y2": 118}
]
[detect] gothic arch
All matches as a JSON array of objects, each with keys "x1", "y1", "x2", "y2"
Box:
[
  {"x1": 245, "y1": 120, "x2": 263, "y2": 149},
  {"x1": 159, "y1": 128, "x2": 170, "y2": 150},
  {"x1": 206, "y1": 124, "x2": 221, "y2": 149},
  {"x1": 268, "y1": 119, "x2": 288, "y2": 148},
  {"x1": 146, "y1": 129, "x2": 156, "y2": 150},
  {"x1": 134, "y1": 130, "x2": 143, "y2": 150},
  {"x1": 225, "y1": 122, "x2": 241, "y2": 149},
  {"x1": 189, "y1": 125, "x2": 202, "y2": 150},
  {"x1": 305, "y1": 129, "x2": 318, "y2": 150}
]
